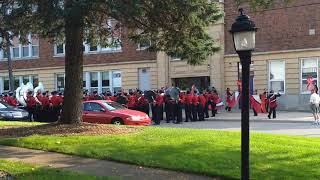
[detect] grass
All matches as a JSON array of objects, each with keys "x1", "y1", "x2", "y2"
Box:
[
  {"x1": 0, "y1": 127, "x2": 320, "y2": 179},
  {"x1": 0, "y1": 160, "x2": 116, "y2": 180},
  {"x1": 0, "y1": 120, "x2": 45, "y2": 127}
]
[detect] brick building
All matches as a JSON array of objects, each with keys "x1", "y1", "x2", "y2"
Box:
[
  {"x1": 224, "y1": 0, "x2": 320, "y2": 110},
  {"x1": 0, "y1": 2, "x2": 225, "y2": 94}
]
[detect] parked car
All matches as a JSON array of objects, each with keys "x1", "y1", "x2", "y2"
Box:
[
  {"x1": 83, "y1": 100, "x2": 151, "y2": 126},
  {"x1": 0, "y1": 102, "x2": 29, "y2": 121}
]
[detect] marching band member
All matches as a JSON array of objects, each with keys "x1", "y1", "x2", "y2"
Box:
[
  {"x1": 210, "y1": 90, "x2": 219, "y2": 117},
  {"x1": 267, "y1": 90, "x2": 281, "y2": 119},
  {"x1": 198, "y1": 92, "x2": 207, "y2": 121},
  {"x1": 184, "y1": 91, "x2": 193, "y2": 122},
  {"x1": 26, "y1": 91, "x2": 37, "y2": 121}
]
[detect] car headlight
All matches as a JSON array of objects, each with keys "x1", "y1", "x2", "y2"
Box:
[
  {"x1": 126, "y1": 116, "x2": 141, "y2": 121},
  {"x1": 0, "y1": 112, "x2": 12, "y2": 117}
]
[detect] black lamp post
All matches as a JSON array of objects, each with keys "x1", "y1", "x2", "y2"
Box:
[{"x1": 230, "y1": 8, "x2": 257, "y2": 180}]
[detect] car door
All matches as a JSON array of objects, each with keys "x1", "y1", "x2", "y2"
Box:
[
  {"x1": 82, "y1": 102, "x2": 92, "y2": 123},
  {"x1": 85, "y1": 102, "x2": 111, "y2": 124}
]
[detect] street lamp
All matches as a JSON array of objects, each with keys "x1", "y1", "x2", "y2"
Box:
[{"x1": 230, "y1": 8, "x2": 257, "y2": 180}]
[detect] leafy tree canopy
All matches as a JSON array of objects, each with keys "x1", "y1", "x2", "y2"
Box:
[{"x1": 11, "y1": 0, "x2": 224, "y2": 65}]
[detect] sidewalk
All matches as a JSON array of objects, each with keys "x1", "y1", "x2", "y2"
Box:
[
  {"x1": 0, "y1": 145, "x2": 215, "y2": 180},
  {"x1": 207, "y1": 111, "x2": 313, "y2": 123}
]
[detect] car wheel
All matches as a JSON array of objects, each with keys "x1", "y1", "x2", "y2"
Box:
[{"x1": 112, "y1": 118, "x2": 124, "y2": 125}]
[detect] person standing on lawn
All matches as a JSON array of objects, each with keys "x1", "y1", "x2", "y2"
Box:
[
  {"x1": 26, "y1": 91, "x2": 37, "y2": 121},
  {"x1": 184, "y1": 90, "x2": 193, "y2": 122},
  {"x1": 310, "y1": 89, "x2": 320, "y2": 125}
]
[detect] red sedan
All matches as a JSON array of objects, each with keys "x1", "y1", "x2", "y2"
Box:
[{"x1": 82, "y1": 100, "x2": 151, "y2": 126}]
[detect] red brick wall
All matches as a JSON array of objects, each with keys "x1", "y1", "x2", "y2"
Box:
[
  {"x1": 0, "y1": 35, "x2": 156, "y2": 70},
  {"x1": 225, "y1": 0, "x2": 320, "y2": 54}
]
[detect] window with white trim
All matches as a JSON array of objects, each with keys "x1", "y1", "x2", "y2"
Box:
[
  {"x1": 102, "y1": 71, "x2": 110, "y2": 93},
  {"x1": 269, "y1": 60, "x2": 285, "y2": 94},
  {"x1": 300, "y1": 58, "x2": 318, "y2": 93},
  {"x1": 137, "y1": 40, "x2": 151, "y2": 50},
  {"x1": 3, "y1": 77, "x2": 9, "y2": 92},
  {"x1": 56, "y1": 73, "x2": 65, "y2": 91},
  {"x1": 90, "y1": 72, "x2": 98, "y2": 92},
  {"x1": 54, "y1": 43, "x2": 65, "y2": 56}
]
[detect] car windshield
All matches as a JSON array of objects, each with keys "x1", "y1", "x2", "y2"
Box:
[
  {"x1": 101, "y1": 102, "x2": 126, "y2": 111},
  {"x1": 0, "y1": 102, "x2": 11, "y2": 109}
]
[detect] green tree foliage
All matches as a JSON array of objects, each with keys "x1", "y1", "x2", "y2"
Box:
[
  {"x1": 7, "y1": 0, "x2": 223, "y2": 123},
  {"x1": 18, "y1": 0, "x2": 224, "y2": 65}
]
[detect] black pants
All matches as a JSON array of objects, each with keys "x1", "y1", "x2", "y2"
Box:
[
  {"x1": 175, "y1": 103, "x2": 183, "y2": 123},
  {"x1": 52, "y1": 106, "x2": 62, "y2": 122},
  {"x1": 268, "y1": 108, "x2": 276, "y2": 119},
  {"x1": 165, "y1": 103, "x2": 171, "y2": 122},
  {"x1": 153, "y1": 105, "x2": 162, "y2": 125},
  {"x1": 204, "y1": 102, "x2": 209, "y2": 118},
  {"x1": 211, "y1": 102, "x2": 216, "y2": 117},
  {"x1": 26, "y1": 106, "x2": 35, "y2": 122},
  {"x1": 159, "y1": 104, "x2": 164, "y2": 120},
  {"x1": 185, "y1": 104, "x2": 192, "y2": 122},
  {"x1": 192, "y1": 104, "x2": 198, "y2": 121},
  {"x1": 198, "y1": 104, "x2": 205, "y2": 121}
]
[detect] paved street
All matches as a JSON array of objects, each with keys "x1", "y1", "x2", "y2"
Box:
[{"x1": 157, "y1": 111, "x2": 320, "y2": 137}]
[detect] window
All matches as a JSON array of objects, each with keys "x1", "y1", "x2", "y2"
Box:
[
  {"x1": 23, "y1": 76, "x2": 29, "y2": 84},
  {"x1": 13, "y1": 47, "x2": 20, "y2": 58},
  {"x1": 14, "y1": 76, "x2": 20, "y2": 89},
  {"x1": 170, "y1": 53, "x2": 182, "y2": 61},
  {"x1": 22, "y1": 46, "x2": 29, "y2": 57},
  {"x1": 301, "y1": 58, "x2": 318, "y2": 93},
  {"x1": 83, "y1": 102, "x2": 103, "y2": 112},
  {"x1": 83, "y1": 72, "x2": 87, "y2": 88},
  {"x1": 55, "y1": 44, "x2": 64, "y2": 55},
  {"x1": 89, "y1": 44, "x2": 98, "y2": 52},
  {"x1": 90, "y1": 72, "x2": 98, "y2": 92},
  {"x1": 137, "y1": 40, "x2": 151, "y2": 50},
  {"x1": 32, "y1": 45, "x2": 39, "y2": 57},
  {"x1": 269, "y1": 60, "x2": 285, "y2": 94},
  {"x1": 102, "y1": 71, "x2": 110, "y2": 93},
  {"x1": 32, "y1": 75, "x2": 39, "y2": 87},
  {"x1": 56, "y1": 74, "x2": 65, "y2": 91},
  {"x1": 3, "y1": 77, "x2": 9, "y2": 92}
]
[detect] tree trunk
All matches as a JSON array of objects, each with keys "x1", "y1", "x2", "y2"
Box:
[
  {"x1": 5, "y1": 37, "x2": 14, "y2": 92},
  {"x1": 60, "y1": 1, "x2": 84, "y2": 124}
]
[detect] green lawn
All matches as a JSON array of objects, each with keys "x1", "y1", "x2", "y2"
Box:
[
  {"x1": 0, "y1": 160, "x2": 116, "y2": 180},
  {"x1": 1, "y1": 127, "x2": 320, "y2": 179},
  {"x1": 0, "y1": 120, "x2": 45, "y2": 127}
]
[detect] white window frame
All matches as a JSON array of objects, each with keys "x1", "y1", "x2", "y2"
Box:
[
  {"x1": 300, "y1": 57, "x2": 319, "y2": 94},
  {"x1": 136, "y1": 40, "x2": 151, "y2": 51},
  {"x1": 21, "y1": 45, "x2": 30, "y2": 58},
  {"x1": 54, "y1": 43, "x2": 65, "y2": 56},
  {"x1": 31, "y1": 45, "x2": 39, "y2": 57},
  {"x1": 55, "y1": 73, "x2": 65, "y2": 91},
  {"x1": 268, "y1": 60, "x2": 286, "y2": 94}
]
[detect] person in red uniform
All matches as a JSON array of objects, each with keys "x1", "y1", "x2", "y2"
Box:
[
  {"x1": 138, "y1": 92, "x2": 149, "y2": 116},
  {"x1": 184, "y1": 91, "x2": 193, "y2": 122},
  {"x1": 210, "y1": 90, "x2": 219, "y2": 117},
  {"x1": 153, "y1": 93, "x2": 164, "y2": 125},
  {"x1": 6, "y1": 92, "x2": 18, "y2": 106},
  {"x1": 127, "y1": 92, "x2": 137, "y2": 110},
  {"x1": 175, "y1": 92, "x2": 185, "y2": 124},
  {"x1": 50, "y1": 91, "x2": 63, "y2": 122},
  {"x1": 268, "y1": 90, "x2": 281, "y2": 119},
  {"x1": 191, "y1": 91, "x2": 199, "y2": 121},
  {"x1": 225, "y1": 88, "x2": 233, "y2": 112},
  {"x1": 260, "y1": 89, "x2": 268, "y2": 113},
  {"x1": 26, "y1": 91, "x2": 37, "y2": 121},
  {"x1": 198, "y1": 92, "x2": 207, "y2": 121},
  {"x1": 38, "y1": 92, "x2": 50, "y2": 122},
  {"x1": 204, "y1": 91, "x2": 210, "y2": 118}
]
